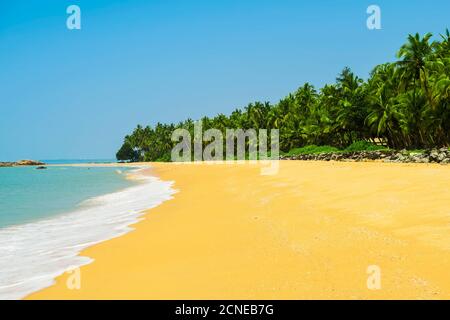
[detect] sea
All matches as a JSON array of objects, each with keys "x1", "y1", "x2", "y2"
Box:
[{"x1": 0, "y1": 160, "x2": 175, "y2": 299}]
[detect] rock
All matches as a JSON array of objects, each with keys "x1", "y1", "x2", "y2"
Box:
[
  {"x1": 280, "y1": 148, "x2": 448, "y2": 164},
  {"x1": 331, "y1": 154, "x2": 341, "y2": 161},
  {"x1": 36, "y1": 166, "x2": 47, "y2": 170},
  {"x1": 428, "y1": 152, "x2": 438, "y2": 162},
  {"x1": 372, "y1": 152, "x2": 380, "y2": 159},
  {"x1": 16, "y1": 160, "x2": 45, "y2": 166},
  {"x1": 437, "y1": 153, "x2": 447, "y2": 163},
  {"x1": 391, "y1": 153, "x2": 405, "y2": 162},
  {"x1": 410, "y1": 154, "x2": 424, "y2": 163},
  {"x1": 0, "y1": 162, "x2": 15, "y2": 167},
  {"x1": 0, "y1": 160, "x2": 46, "y2": 167},
  {"x1": 429, "y1": 149, "x2": 439, "y2": 159}
]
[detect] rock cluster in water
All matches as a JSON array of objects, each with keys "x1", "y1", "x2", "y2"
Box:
[
  {"x1": 0, "y1": 160, "x2": 46, "y2": 167},
  {"x1": 280, "y1": 148, "x2": 450, "y2": 164}
]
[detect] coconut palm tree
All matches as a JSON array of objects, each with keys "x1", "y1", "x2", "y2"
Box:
[
  {"x1": 118, "y1": 29, "x2": 450, "y2": 162},
  {"x1": 397, "y1": 33, "x2": 433, "y2": 103}
]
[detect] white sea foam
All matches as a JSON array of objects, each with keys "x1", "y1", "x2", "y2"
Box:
[{"x1": 0, "y1": 167, "x2": 175, "y2": 300}]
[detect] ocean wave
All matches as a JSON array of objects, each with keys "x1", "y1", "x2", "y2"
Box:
[{"x1": 0, "y1": 168, "x2": 175, "y2": 300}]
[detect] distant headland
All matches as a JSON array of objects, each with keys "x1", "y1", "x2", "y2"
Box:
[{"x1": 0, "y1": 160, "x2": 46, "y2": 167}]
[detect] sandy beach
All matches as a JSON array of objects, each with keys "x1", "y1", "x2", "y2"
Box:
[{"x1": 27, "y1": 161, "x2": 450, "y2": 299}]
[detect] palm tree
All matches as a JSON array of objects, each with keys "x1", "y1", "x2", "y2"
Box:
[
  {"x1": 397, "y1": 33, "x2": 433, "y2": 103},
  {"x1": 118, "y1": 29, "x2": 450, "y2": 161}
]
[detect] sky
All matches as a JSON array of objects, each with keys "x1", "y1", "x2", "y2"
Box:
[{"x1": 0, "y1": 0, "x2": 449, "y2": 161}]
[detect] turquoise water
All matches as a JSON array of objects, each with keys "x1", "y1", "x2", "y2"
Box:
[
  {"x1": 0, "y1": 163, "x2": 175, "y2": 299},
  {"x1": 42, "y1": 159, "x2": 117, "y2": 165},
  {"x1": 0, "y1": 166, "x2": 134, "y2": 228}
]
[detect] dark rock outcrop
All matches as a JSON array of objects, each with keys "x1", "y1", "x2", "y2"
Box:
[
  {"x1": 280, "y1": 148, "x2": 450, "y2": 164},
  {"x1": 0, "y1": 160, "x2": 46, "y2": 167},
  {"x1": 0, "y1": 162, "x2": 16, "y2": 167},
  {"x1": 15, "y1": 160, "x2": 45, "y2": 166}
]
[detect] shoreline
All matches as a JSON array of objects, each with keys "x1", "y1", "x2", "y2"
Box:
[
  {"x1": 27, "y1": 161, "x2": 450, "y2": 299},
  {"x1": 0, "y1": 164, "x2": 175, "y2": 300}
]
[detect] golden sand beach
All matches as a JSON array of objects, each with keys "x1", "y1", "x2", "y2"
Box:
[{"x1": 28, "y1": 161, "x2": 450, "y2": 299}]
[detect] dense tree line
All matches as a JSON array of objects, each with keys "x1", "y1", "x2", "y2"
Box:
[{"x1": 117, "y1": 31, "x2": 450, "y2": 162}]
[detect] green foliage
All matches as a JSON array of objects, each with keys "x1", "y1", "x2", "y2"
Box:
[
  {"x1": 116, "y1": 141, "x2": 137, "y2": 162},
  {"x1": 155, "y1": 153, "x2": 172, "y2": 162},
  {"x1": 118, "y1": 30, "x2": 450, "y2": 162},
  {"x1": 406, "y1": 149, "x2": 425, "y2": 155},
  {"x1": 284, "y1": 145, "x2": 340, "y2": 156},
  {"x1": 344, "y1": 141, "x2": 387, "y2": 152}
]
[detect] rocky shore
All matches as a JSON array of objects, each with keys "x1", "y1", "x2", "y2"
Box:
[
  {"x1": 0, "y1": 160, "x2": 46, "y2": 167},
  {"x1": 280, "y1": 148, "x2": 450, "y2": 164}
]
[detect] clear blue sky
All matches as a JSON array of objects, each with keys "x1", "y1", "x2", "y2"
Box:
[{"x1": 1, "y1": 0, "x2": 449, "y2": 161}]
